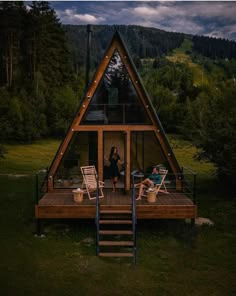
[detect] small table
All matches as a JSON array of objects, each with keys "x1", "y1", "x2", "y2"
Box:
[
  {"x1": 132, "y1": 172, "x2": 144, "y2": 182},
  {"x1": 73, "y1": 189, "x2": 84, "y2": 203},
  {"x1": 133, "y1": 172, "x2": 144, "y2": 178}
]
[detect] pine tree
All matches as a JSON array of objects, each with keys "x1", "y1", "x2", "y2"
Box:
[
  {"x1": 28, "y1": 1, "x2": 71, "y2": 88},
  {"x1": 0, "y1": 1, "x2": 26, "y2": 87}
]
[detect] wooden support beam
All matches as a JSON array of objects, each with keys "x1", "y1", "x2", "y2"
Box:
[
  {"x1": 126, "y1": 131, "x2": 131, "y2": 191},
  {"x1": 72, "y1": 125, "x2": 156, "y2": 132}
]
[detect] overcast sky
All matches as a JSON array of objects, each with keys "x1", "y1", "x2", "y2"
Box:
[{"x1": 51, "y1": 1, "x2": 236, "y2": 41}]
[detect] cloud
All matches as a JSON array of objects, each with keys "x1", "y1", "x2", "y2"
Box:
[
  {"x1": 129, "y1": 2, "x2": 236, "y2": 39},
  {"x1": 187, "y1": 2, "x2": 236, "y2": 22},
  {"x1": 53, "y1": 1, "x2": 236, "y2": 41},
  {"x1": 57, "y1": 8, "x2": 105, "y2": 25},
  {"x1": 133, "y1": 4, "x2": 183, "y2": 19},
  {"x1": 208, "y1": 24, "x2": 236, "y2": 40}
]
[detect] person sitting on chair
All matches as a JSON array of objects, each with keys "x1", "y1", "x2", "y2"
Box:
[{"x1": 136, "y1": 166, "x2": 161, "y2": 200}]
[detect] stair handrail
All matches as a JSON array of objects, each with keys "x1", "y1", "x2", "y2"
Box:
[
  {"x1": 95, "y1": 173, "x2": 100, "y2": 256},
  {"x1": 131, "y1": 174, "x2": 137, "y2": 264}
]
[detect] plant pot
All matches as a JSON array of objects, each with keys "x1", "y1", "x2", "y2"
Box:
[
  {"x1": 147, "y1": 191, "x2": 156, "y2": 203},
  {"x1": 73, "y1": 189, "x2": 84, "y2": 203}
]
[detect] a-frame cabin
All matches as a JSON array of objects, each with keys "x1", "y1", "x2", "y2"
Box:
[
  {"x1": 47, "y1": 31, "x2": 181, "y2": 192},
  {"x1": 35, "y1": 31, "x2": 197, "y2": 224}
]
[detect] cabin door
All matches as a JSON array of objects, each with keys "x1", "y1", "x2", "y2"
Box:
[{"x1": 103, "y1": 131, "x2": 127, "y2": 191}]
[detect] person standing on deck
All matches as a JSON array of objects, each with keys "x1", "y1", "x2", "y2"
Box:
[{"x1": 109, "y1": 146, "x2": 121, "y2": 192}]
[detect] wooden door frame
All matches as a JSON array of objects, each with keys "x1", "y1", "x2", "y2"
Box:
[{"x1": 99, "y1": 130, "x2": 130, "y2": 191}]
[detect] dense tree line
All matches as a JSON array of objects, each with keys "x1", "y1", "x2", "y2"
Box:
[
  {"x1": 65, "y1": 24, "x2": 184, "y2": 72},
  {"x1": 192, "y1": 35, "x2": 236, "y2": 59},
  {"x1": 0, "y1": 1, "x2": 81, "y2": 142}
]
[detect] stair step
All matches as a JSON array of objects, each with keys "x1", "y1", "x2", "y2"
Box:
[
  {"x1": 99, "y1": 219, "x2": 132, "y2": 224},
  {"x1": 99, "y1": 240, "x2": 134, "y2": 246},
  {"x1": 100, "y1": 210, "x2": 132, "y2": 214},
  {"x1": 99, "y1": 252, "x2": 134, "y2": 257},
  {"x1": 99, "y1": 230, "x2": 133, "y2": 235}
]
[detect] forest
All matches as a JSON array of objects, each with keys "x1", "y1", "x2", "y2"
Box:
[{"x1": 0, "y1": 1, "x2": 235, "y2": 185}]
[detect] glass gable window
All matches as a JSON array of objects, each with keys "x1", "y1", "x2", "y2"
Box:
[
  {"x1": 81, "y1": 50, "x2": 151, "y2": 125},
  {"x1": 54, "y1": 132, "x2": 98, "y2": 188},
  {"x1": 131, "y1": 131, "x2": 171, "y2": 174}
]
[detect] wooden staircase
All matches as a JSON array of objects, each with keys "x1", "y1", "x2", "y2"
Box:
[{"x1": 97, "y1": 207, "x2": 136, "y2": 262}]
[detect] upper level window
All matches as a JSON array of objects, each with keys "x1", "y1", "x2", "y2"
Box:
[{"x1": 81, "y1": 50, "x2": 151, "y2": 125}]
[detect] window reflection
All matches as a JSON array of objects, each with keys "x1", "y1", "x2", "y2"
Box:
[{"x1": 82, "y1": 50, "x2": 151, "y2": 125}]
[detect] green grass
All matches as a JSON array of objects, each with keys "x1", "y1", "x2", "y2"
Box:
[
  {"x1": 0, "y1": 138, "x2": 235, "y2": 295},
  {"x1": 0, "y1": 139, "x2": 60, "y2": 173},
  {"x1": 168, "y1": 134, "x2": 215, "y2": 175}
]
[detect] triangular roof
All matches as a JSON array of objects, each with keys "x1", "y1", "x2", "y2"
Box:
[{"x1": 47, "y1": 31, "x2": 181, "y2": 186}]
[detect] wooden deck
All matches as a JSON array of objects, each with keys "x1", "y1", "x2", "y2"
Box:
[{"x1": 35, "y1": 189, "x2": 197, "y2": 220}]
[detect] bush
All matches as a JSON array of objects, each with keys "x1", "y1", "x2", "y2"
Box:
[{"x1": 188, "y1": 83, "x2": 236, "y2": 188}]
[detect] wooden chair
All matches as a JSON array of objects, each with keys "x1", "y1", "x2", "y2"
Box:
[
  {"x1": 158, "y1": 169, "x2": 169, "y2": 194},
  {"x1": 80, "y1": 166, "x2": 104, "y2": 200}
]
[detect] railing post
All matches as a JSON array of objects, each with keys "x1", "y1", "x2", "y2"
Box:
[
  {"x1": 96, "y1": 174, "x2": 100, "y2": 256},
  {"x1": 104, "y1": 104, "x2": 106, "y2": 124},
  {"x1": 123, "y1": 104, "x2": 125, "y2": 124},
  {"x1": 193, "y1": 173, "x2": 197, "y2": 205},
  {"x1": 35, "y1": 173, "x2": 39, "y2": 205},
  {"x1": 46, "y1": 167, "x2": 49, "y2": 192}
]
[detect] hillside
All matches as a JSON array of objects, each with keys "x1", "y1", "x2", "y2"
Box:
[
  {"x1": 64, "y1": 24, "x2": 236, "y2": 72},
  {"x1": 167, "y1": 38, "x2": 210, "y2": 86},
  {"x1": 64, "y1": 24, "x2": 184, "y2": 70},
  {"x1": 167, "y1": 37, "x2": 235, "y2": 86}
]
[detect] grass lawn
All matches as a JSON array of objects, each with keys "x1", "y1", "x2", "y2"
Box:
[
  {"x1": 0, "y1": 139, "x2": 60, "y2": 174},
  {"x1": 0, "y1": 138, "x2": 235, "y2": 295}
]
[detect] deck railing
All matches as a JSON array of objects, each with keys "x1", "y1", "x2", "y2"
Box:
[
  {"x1": 35, "y1": 169, "x2": 49, "y2": 204},
  {"x1": 182, "y1": 167, "x2": 197, "y2": 204},
  {"x1": 35, "y1": 168, "x2": 197, "y2": 205},
  {"x1": 95, "y1": 175, "x2": 100, "y2": 256},
  {"x1": 82, "y1": 103, "x2": 150, "y2": 125},
  {"x1": 131, "y1": 169, "x2": 197, "y2": 204}
]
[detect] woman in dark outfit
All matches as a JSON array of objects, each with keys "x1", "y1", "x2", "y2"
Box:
[{"x1": 109, "y1": 146, "x2": 120, "y2": 192}]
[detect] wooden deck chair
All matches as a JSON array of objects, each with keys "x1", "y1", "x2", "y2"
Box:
[
  {"x1": 80, "y1": 166, "x2": 104, "y2": 200},
  {"x1": 158, "y1": 169, "x2": 169, "y2": 194}
]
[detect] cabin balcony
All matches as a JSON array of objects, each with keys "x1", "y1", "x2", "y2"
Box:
[
  {"x1": 81, "y1": 103, "x2": 151, "y2": 125},
  {"x1": 35, "y1": 170, "x2": 197, "y2": 220}
]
